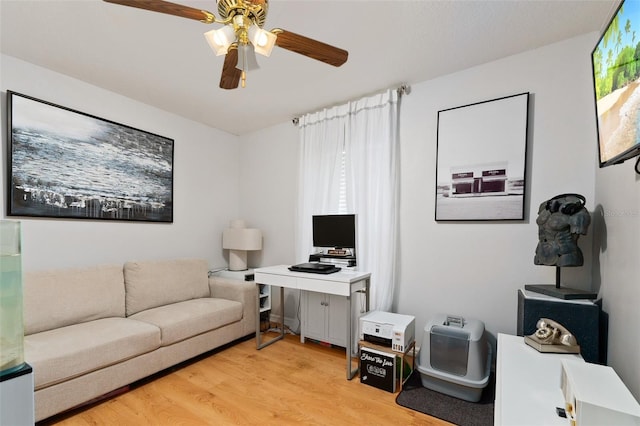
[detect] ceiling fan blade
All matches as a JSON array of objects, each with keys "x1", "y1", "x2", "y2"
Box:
[
  {"x1": 273, "y1": 29, "x2": 348, "y2": 67},
  {"x1": 103, "y1": 0, "x2": 215, "y2": 23},
  {"x1": 220, "y1": 48, "x2": 242, "y2": 90}
]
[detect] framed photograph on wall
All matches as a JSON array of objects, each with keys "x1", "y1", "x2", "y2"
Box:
[
  {"x1": 435, "y1": 92, "x2": 529, "y2": 221},
  {"x1": 7, "y1": 91, "x2": 174, "y2": 223}
]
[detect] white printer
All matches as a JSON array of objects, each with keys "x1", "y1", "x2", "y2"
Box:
[{"x1": 359, "y1": 310, "x2": 415, "y2": 352}]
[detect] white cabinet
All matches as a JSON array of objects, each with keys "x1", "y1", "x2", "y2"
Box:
[{"x1": 301, "y1": 291, "x2": 351, "y2": 347}]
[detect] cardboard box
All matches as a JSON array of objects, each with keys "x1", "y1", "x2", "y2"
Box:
[{"x1": 360, "y1": 346, "x2": 397, "y2": 392}]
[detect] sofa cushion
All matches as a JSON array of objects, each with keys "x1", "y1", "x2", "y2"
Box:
[
  {"x1": 129, "y1": 298, "x2": 243, "y2": 346},
  {"x1": 24, "y1": 265, "x2": 125, "y2": 335},
  {"x1": 124, "y1": 258, "x2": 210, "y2": 316},
  {"x1": 24, "y1": 317, "x2": 160, "y2": 390}
]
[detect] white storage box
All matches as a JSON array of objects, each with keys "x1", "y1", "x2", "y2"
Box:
[
  {"x1": 416, "y1": 314, "x2": 491, "y2": 402},
  {"x1": 561, "y1": 359, "x2": 640, "y2": 425}
]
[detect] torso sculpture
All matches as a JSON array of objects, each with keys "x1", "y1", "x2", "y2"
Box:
[{"x1": 534, "y1": 194, "x2": 590, "y2": 267}]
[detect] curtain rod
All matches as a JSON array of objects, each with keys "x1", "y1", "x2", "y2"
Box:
[
  {"x1": 292, "y1": 84, "x2": 410, "y2": 126},
  {"x1": 396, "y1": 84, "x2": 410, "y2": 96}
]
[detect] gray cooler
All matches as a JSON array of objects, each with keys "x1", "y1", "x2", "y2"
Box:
[{"x1": 416, "y1": 314, "x2": 491, "y2": 402}]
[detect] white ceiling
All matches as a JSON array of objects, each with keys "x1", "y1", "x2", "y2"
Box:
[{"x1": 1, "y1": 0, "x2": 618, "y2": 136}]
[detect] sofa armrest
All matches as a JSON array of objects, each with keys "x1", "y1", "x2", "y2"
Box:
[{"x1": 209, "y1": 276, "x2": 257, "y2": 336}]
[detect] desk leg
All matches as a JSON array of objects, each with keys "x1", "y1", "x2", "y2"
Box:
[
  {"x1": 346, "y1": 293, "x2": 357, "y2": 380},
  {"x1": 256, "y1": 286, "x2": 285, "y2": 350},
  {"x1": 365, "y1": 278, "x2": 370, "y2": 312}
]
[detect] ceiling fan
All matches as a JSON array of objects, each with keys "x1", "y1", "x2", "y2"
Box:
[{"x1": 103, "y1": 0, "x2": 349, "y2": 89}]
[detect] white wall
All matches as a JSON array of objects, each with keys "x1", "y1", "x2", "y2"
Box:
[
  {"x1": 1, "y1": 55, "x2": 240, "y2": 270},
  {"x1": 398, "y1": 34, "x2": 597, "y2": 345},
  {"x1": 594, "y1": 160, "x2": 640, "y2": 398},
  {"x1": 240, "y1": 33, "x2": 639, "y2": 398},
  {"x1": 239, "y1": 122, "x2": 298, "y2": 268},
  {"x1": 238, "y1": 122, "x2": 299, "y2": 327}
]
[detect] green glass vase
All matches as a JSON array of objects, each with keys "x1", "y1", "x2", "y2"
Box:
[{"x1": 0, "y1": 220, "x2": 25, "y2": 376}]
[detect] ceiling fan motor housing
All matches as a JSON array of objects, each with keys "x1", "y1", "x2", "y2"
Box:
[{"x1": 217, "y1": 0, "x2": 268, "y2": 28}]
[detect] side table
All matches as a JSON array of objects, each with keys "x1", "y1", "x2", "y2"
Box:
[{"x1": 517, "y1": 289, "x2": 604, "y2": 364}]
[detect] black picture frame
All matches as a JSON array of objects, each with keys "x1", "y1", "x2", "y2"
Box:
[
  {"x1": 6, "y1": 91, "x2": 174, "y2": 223},
  {"x1": 435, "y1": 92, "x2": 529, "y2": 221}
]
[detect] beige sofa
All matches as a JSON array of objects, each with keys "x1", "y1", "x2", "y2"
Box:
[{"x1": 23, "y1": 258, "x2": 256, "y2": 422}]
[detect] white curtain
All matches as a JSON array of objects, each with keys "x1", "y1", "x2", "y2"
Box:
[
  {"x1": 295, "y1": 106, "x2": 347, "y2": 263},
  {"x1": 296, "y1": 89, "x2": 400, "y2": 311}
]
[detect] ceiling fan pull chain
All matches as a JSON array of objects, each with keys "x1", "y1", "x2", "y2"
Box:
[{"x1": 241, "y1": 43, "x2": 247, "y2": 88}]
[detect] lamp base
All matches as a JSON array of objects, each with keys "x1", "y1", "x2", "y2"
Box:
[
  {"x1": 524, "y1": 284, "x2": 597, "y2": 300},
  {"x1": 228, "y1": 249, "x2": 248, "y2": 271}
]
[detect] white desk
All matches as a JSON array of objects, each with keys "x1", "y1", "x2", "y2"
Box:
[
  {"x1": 495, "y1": 333, "x2": 583, "y2": 426},
  {"x1": 254, "y1": 265, "x2": 371, "y2": 380}
]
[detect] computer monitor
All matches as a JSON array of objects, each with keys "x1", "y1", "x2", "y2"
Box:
[{"x1": 312, "y1": 214, "x2": 356, "y2": 250}]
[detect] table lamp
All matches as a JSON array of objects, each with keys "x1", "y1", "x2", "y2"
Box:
[{"x1": 222, "y1": 219, "x2": 262, "y2": 271}]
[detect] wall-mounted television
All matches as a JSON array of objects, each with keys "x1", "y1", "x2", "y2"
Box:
[
  {"x1": 591, "y1": 0, "x2": 640, "y2": 169},
  {"x1": 312, "y1": 214, "x2": 356, "y2": 250}
]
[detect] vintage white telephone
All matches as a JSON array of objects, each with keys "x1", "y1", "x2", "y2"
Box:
[{"x1": 524, "y1": 318, "x2": 581, "y2": 354}]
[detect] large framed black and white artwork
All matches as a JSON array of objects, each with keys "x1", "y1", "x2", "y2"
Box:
[
  {"x1": 435, "y1": 92, "x2": 529, "y2": 221},
  {"x1": 7, "y1": 91, "x2": 174, "y2": 223}
]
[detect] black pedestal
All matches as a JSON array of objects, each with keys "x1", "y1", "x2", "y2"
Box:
[
  {"x1": 524, "y1": 284, "x2": 598, "y2": 300},
  {"x1": 525, "y1": 267, "x2": 597, "y2": 300},
  {"x1": 517, "y1": 289, "x2": 607, "y2": 364}
]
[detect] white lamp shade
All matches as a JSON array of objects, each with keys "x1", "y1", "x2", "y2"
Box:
[
  {"x1": 222, "y1": 220, "x2": 262, "y2": 271},
  {"x1": 204, "y1": 25, "x2": 235, "y2": 56},
  {"x1": 222, "y1": 228, "x2": 262, "y2": 251}
]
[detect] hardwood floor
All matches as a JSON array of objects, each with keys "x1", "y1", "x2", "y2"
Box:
[{"x1": 42, "y1": 333, "x2": 449, "y2": 425}]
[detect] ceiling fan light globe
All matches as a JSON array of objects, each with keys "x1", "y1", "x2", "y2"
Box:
[
  {"x1": 204, "y1": 26, "x2": 235, "y2": 56},
  {"x1": 256, "y1": 33, "x2": 268, "y2": 47},
  {"x1": 248, "y1": 25, "x2": 276, "y2": 57},
  {"x1": 213, "y1": 32, "x2": 226, "y2": 46},
  {"x1": 236, "y1": 44, "x2": 260, "y2": 72}
]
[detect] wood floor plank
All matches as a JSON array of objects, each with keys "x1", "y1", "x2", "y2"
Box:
[{"x1": 42, "y1": 333, "x2": 450, "y2": 425}]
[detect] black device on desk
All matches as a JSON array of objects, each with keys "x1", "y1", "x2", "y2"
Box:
[
  {"x1": 309, "y1": 253, "x2": 357, "y2": 267},
  {"x1": 289, "y1": 262, "x2": 341, "y2": 274}
]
